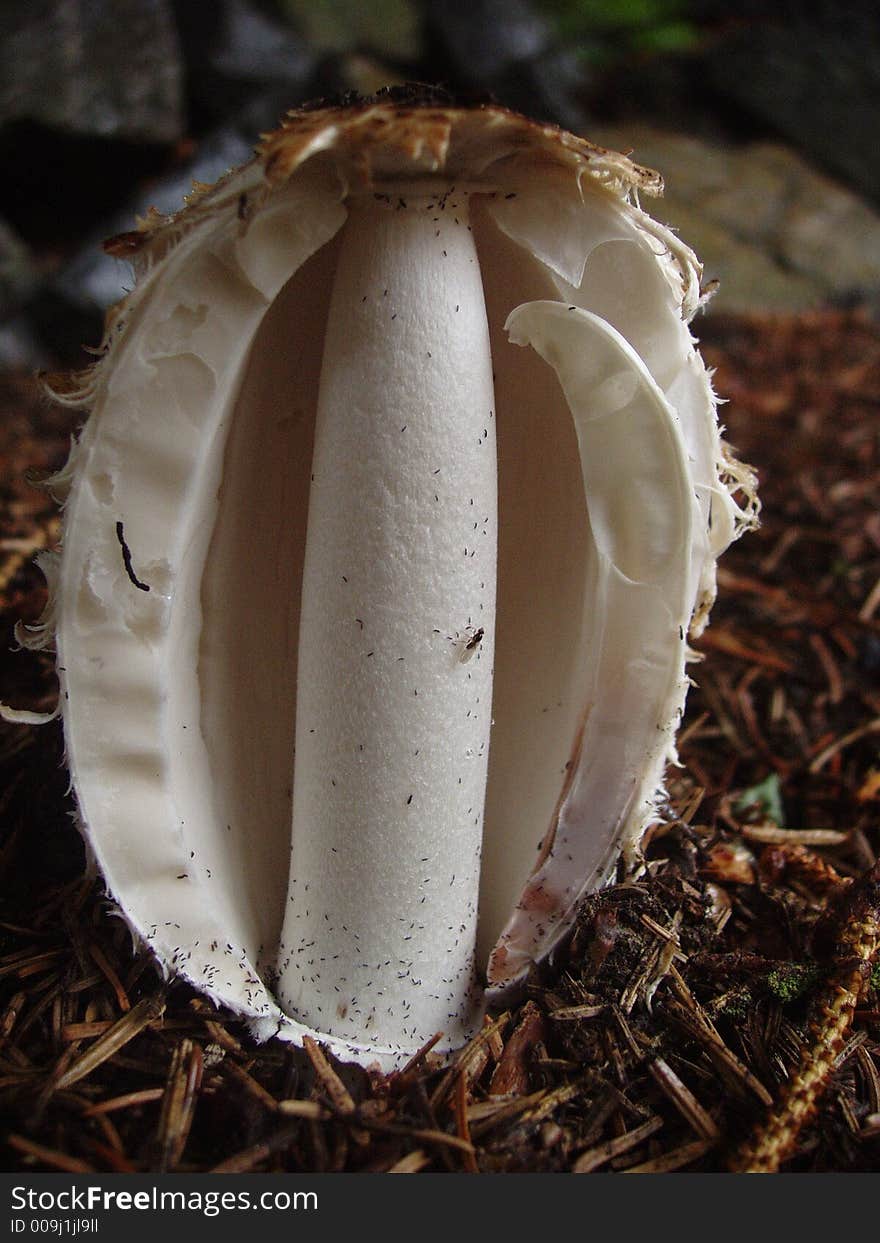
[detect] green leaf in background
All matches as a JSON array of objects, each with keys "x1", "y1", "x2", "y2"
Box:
[
  {"x1": 632, "y1": 20, "x2": 698, "y2": 53},
  {"x1": 537, "y1": 0, "x2": 697, "y2": 56},
  {"x1": 734, "y1": 772, "x2": 785, "y2": 826}
]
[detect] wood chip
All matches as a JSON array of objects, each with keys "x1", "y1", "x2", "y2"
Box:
[
  {"x1": 809, "y1": 632, "x2": 844, "y2": 704},
  {"x1": 622, "y1": 1138, "x2": 714, "y2": 1173},
  {"x1": 302, "y1": 1034, "x2": 356, "y2": 1115},
  {"x1": 302, "y1": 1035, "x2": 370, "y2": 1146},
  {"x1": 573, "y1": 1115, "x2": 664, "y2": 1173},
  {"x1": 640, "y1": 912, "x2": 684, "y2": 945},
  {"x1": 430, "y1": 1011, "x2": 509, "y2": 1108},
  {"x1": 696, "y1": 628, "x2": 794, "y2": 674},
  {"x1": 522, "y1": 1080, "x2": 582, "y2": 1125},
  {"x1": 489, "y1": 1001, "x2": 546, "y2": 1096},
  {"x1": 202, "y1": 1017, "x2": 246, "y2": 1055},
  {"x1": 648, "y1": 1057, "x2": 721, "y2": 1141},
  {"x1": 62, "y1": 1020, "x2": 113, "y2": 1042},
  {"x1": 88, "y1": 942, "x2": 131, "y2": 1012},
  {"x1": 387, "y1": 1148, "x2": 432, "y2": 1173},
  {"x1": 54, "y1": 995, "x2": 165, "y2": 1091},
  {"x1": 222, "y1": 1058, "x2": 281, "y2": 1113},
  {"x1": 210, "y1": 1126, "x2": 299, "y2": 1173},
  {"x1": 549, "y1": 1003, "x2": 605, "y2": 1020},
  {"x1": 454, "y1": 1071, "x2": 479, "y2": 1172},
  {"x1": 395, "y1": 1030, "x2": 443, "y2": 1078},
  {"x1": 856, "y1": 1046, "x2": 880, "y2": 1114},
  {"x1": 7, "y1": 1133, "x2": 95, "y2": 1174},
  {"x1": 467, "y1": 1088, "x2": 548, "y2": 1135},
  {"x1": 742, "y1": 825, "x2": 850, "y2": 846},
  {"x1": 277, "y1": 1099, "x2": 330, "y2": 1120},
  {"x1": 667, "y1": 968, "x2": 773, "y2": 1106},
  {"x1": 358, "y1": 1115, "x2": 477, "y2": 1156},
  {"x1": 0, "y1": 989, "x2": 26, "y2": 1046},
  {"x1": 0, "y1": 949, "x2": 63, "y2": 979},
  {"x1": 809, "y1": 718, "x2": 880, "y2": 773},
  {"x1": 155, "y1": 1038, "x2": 202, "y2": 1172},
  {"x1": 82, "y1": 1088, "x2": 165, "y2": 1116}
]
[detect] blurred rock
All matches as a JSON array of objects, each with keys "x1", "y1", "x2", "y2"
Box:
[
  {"x1": 0, "y1": 219, "x2": 53, "y2": 370},
  {"x1": 594, "y1": 125, "x2": 880, "y2": 314},
  {"x1": 2, "y1": 124, "x2": 259, "y2": 368},
  {"x1": 174, "y1": 0, "x2": 316, "y2": 130},
  {"x1": 0, "y1": 0, "x2": 184, "y2": 144},
  {"x1": 0, "y1": 217, "x2": 39, "y2": 314},
  {"x1": 0, "y1": 314, "x2": 53, "y2": 372},
  {"x1": 419, "y1": 0, "x2": 588, "y2": 127},
  {"x1": 527, "y1": 44, "x2": 591, "y2": 133},
  {"x1": 775, "y1": 156, "x2": 880, "y2": 295},
  {"x1": 422, "y1": 0, "x2": 547, "y2": 82},
  {"x1": 282, "y1": 0, "x2": 422, "y2": 63},
  {"x1": 52, "y1": 124, "x2": 257, "y2": 323},
  {"x1": 336, "y1": 53, "x2": 409, "y2": 100},
  {"x1": 705, "y1": 4, "x2": 880, "y2": 206}
]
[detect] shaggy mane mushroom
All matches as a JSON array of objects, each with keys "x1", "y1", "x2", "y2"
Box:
[{"x1": 4, "y1": 100, "x2": 756, "y2": 1068}]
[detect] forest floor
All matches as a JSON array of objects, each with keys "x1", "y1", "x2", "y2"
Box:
[{"x1": 0, "y1": 306, "x2": 878, "y2": 1173}]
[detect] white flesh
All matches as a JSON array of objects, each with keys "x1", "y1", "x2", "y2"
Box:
[
  {"x1": 53, "y1": 169, "x2": 348, "y2": 1044},
  {"x1": 489, "y1": 299, "x2": 695, "y2": 985}
]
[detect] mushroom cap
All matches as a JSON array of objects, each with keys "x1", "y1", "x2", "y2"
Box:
[{"x1": 105, "y1": 97, "x2": 665, "y2": 269}]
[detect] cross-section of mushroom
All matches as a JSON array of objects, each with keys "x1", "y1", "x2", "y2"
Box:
[{"x1": 6, "y1": 100, "x2": 756, "y2": 1068}]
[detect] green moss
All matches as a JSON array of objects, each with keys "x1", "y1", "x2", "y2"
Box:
[
  {"x1": 870, "y1": 961, "x2": 880, "y2": 992},
  {"x1": 767, "y1": 962, "x2": 820, "y2": 1003},
  {"x1": 717, "y1": 988, "x2": 753, "y2": 1021}
]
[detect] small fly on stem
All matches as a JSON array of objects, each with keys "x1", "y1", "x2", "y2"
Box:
[{"x1": 459, "y1": 626, "x2": 484, "y2": 663}]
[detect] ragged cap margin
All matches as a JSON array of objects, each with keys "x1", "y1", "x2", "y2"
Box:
[{"x1": 44, "y1": 99, "x2": 709, "y2": 427}]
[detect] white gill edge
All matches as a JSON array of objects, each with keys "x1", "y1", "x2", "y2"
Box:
[
  {"x1": 488, "y1": 301, "x2": 696, "y2": 989},
  {"x1": 485, "y1": 175, "x2": 754, "y2": 639}
]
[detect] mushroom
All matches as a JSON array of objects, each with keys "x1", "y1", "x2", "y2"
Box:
[{"x1": 6, "y1": 98, "x2": 756, "y2": 1068}]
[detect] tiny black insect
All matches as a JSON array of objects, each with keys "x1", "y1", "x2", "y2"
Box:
[{"x1": 464, "y1": 627, "x2": 484, "y2": 651}]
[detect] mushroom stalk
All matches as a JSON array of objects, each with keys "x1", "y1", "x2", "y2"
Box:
[{"x1": 277, "y1": 191, "x2": 498, "y2": 1052}]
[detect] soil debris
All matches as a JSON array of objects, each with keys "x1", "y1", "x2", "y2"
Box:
[{"x1": 1, "y1": 309, "x2": 879, "y2": 1172}]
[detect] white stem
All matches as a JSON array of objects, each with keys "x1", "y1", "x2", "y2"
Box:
[{"x1": 277, "y1": 191, "x2": 498, "y2": 1056}]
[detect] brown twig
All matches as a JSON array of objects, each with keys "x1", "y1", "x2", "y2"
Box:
[{"x1": 729, "y1": 863, "x2": 880, "y2": 1172}]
